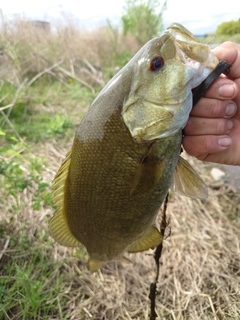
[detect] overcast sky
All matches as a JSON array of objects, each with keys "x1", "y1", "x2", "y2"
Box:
[{"x1": 1, "y1": 0, "x2": 240, "y2": 34}]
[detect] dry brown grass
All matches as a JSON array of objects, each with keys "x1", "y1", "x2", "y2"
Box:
[{"x1": 0, "y1": 15, "x2": 139, "y2": 87}]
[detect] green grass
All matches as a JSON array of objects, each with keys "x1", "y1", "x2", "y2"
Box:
[
  {"x1": 0, "y1": 79, "x2": 99, "y2": 144},
  {"x1": 0, "y1": 227, "x2": 68, "y2": 319},
  {"x1": 0, "y1": 150, "x2": 52, "y2": 212}
]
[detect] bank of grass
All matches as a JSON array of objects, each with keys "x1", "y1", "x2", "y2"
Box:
[{"x1": 1, "y1": 16, "x2": 240, "y2": 320}]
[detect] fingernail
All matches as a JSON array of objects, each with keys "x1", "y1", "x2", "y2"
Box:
[
  {"x1": 218, "y1": 84, "x2": 235, "y2": 98},
  {"x1": 218, "y1": 137, "x2": 232, "y2": 147},
  {"x1": 225, "y1": 103, "x2": 237, "y2": 117}
]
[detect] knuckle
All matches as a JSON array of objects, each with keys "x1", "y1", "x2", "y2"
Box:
[
  {"x1": 210, "y1": 99, "x2": 225, "y2": 118},
  {"x1": 201, "y1": 135, "x2": 218, "y2": 155},
  {"x1": 216, "y1": 119, "x2": 229, "y2": 134},
  {"x1": 202, "y1": 135, "x2": 212, "y2": 151}
]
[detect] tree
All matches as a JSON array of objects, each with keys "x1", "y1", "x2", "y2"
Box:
[
  {"x1": 216, "y1": 19, "x2": 240, "y2": 36},
  {"x1": 121, "y1": 0, "x2": 167, "y2": 45}
]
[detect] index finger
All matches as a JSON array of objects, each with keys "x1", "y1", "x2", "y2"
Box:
[{"x1": 213, "y1": 42, "x2": 240, "y2": 80}]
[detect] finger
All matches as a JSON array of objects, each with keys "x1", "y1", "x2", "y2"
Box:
[
  {"x1": 182, "y1": 135, "x2": 232, "y2": 159},
  {"x1": 213, "y1": 41, "x2": 240, "y2": 80},
  {"x1": 200, "y1": 77, "x2": 238, "y2": 100},
  {"x1": 184, "y1": 117, "x2": 233, "y2": 136},
  {"x1": 190, "y1": 98, "x2": 237, "y2": 119}
]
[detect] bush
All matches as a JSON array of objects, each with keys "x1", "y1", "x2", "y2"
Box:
[
  {"x1": 121, "y1": 0, "x2": 166, "y2": 45},
  {"x1": 216, "y1": 19, "x2": 240, "y2": 36}
]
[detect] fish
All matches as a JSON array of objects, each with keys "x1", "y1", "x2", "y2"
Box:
[{"x1": 49, "y1": 23, "x2": 219, "y2": 272}]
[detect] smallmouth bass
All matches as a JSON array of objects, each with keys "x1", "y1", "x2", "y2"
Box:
[{"x1": 50, "y1": 23, "x2": 219, "y2": 271}]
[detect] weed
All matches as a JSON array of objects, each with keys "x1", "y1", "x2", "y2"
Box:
[
  {"x1": 0, "y1": 229, "x2": 68, "y2": 320},
  {"x1": 0, "y1": 140, "x2": 52, "y2": 212}
]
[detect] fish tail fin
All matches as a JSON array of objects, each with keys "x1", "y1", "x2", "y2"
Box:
[
  {"x1": 49, "y1": 150, "x2": 81, "y2": 247},
  {"x1": 88, "y1": 258, "x2": 106, "y2": 272},
  {"x1": 88, "y1": 256, "x2": 132, "y2": 272}
]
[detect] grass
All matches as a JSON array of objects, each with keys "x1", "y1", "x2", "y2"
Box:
[
  {"x1": 0, "y1": 227, "x2": 69, "y2": 319},
  {"x1": 0, "y1": 15, "x2": 240, "y2": 320}
]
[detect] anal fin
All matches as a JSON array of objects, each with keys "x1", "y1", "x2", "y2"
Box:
[
  {"x1": 131, "y1": 145, "x2": 164, "y2": 194},
  {"x1": 128, "y1": 226, "x2": 162, "y2": 253}
]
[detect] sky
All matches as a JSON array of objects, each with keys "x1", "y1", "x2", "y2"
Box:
[{"x1": 1, "y1": 0, "x2": 240, "y2": 35}]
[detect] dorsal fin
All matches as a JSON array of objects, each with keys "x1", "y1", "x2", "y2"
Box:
[
  {"x1": 171, "y1": 156, "x2": 208, "y2": 199},
  {"x1": 49, "y1": 150, "x2": 82, "y2": 247}
]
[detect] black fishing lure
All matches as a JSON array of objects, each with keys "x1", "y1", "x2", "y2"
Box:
[{"x1": 193, "y1": 60, "x2": 231, "y2": 106}]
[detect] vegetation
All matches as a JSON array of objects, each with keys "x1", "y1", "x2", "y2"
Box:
[
  {"x1": 216, "y1": 19, "x2": 240, "y2": 36},
  {"x1": 122, "y1": 0, "x2": 166, "y2": 45},
  {"x1": 0, "y1": 12, "x2": 240, "y2": 320}
]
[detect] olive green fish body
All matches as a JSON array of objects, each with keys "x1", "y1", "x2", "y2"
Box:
[
  {"x1": 65, "y1": 106, "x2": 181, "y2": 261},
  {"x1": 50, "y1": 23, "x2": 219, "y2": 271}
]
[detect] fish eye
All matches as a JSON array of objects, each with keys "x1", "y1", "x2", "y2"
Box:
[{"x1": 150, "y1": 56, "x2": 164, "y2": 71}]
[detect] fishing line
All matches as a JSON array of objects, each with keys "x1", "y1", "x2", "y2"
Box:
[{"x1": 149, "y1": 192, "x2": 169, "y2": 320}]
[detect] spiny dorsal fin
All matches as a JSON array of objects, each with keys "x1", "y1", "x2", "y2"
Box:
[
  {"x1": 49, "y1": 150, "x2": 81, "y2": 247},
  {"x1": 128, "y1": 226, "x2": 162, "y2": 253},
  {"x1": 171, "y1": 156, "x2": 208, "y2": 199}
]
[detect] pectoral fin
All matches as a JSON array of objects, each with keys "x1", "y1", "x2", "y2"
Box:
[
  {"x1": 171, "y1": 156, "x2": 208, "y2": 199},
  {"x1": 128, "y1": 226, "x2": 162, "y2": 253},
  {"x1": 131, "y1": 146, "x2": 164, "y2": 194}
]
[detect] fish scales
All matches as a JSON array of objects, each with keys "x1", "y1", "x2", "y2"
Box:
[{"x1": 66, "y1": 108, "x2": 180, "y2": 258}]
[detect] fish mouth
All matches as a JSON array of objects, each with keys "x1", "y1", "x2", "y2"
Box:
[{"x1": 167, "y1": 23, "x2": 219, "y2": 71}]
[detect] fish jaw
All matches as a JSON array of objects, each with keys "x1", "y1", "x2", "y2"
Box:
[
  {"x1": 167, "y1": 23, "x2": 219, "y2": 68},
  {"x1": 167, "y1": 22, "x2": 219, "y2": 85},
  {"x1": 122, "y1": 23, "x2": 219, "y2": 142}
]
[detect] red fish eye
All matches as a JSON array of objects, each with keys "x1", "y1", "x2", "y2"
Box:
[{"x1": 150, "y1": 56, "x2": 164, "y2": 71}]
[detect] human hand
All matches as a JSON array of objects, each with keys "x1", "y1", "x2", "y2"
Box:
[{"x1": 183, "y1": 41, "x2": 240, "y2": 165}]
